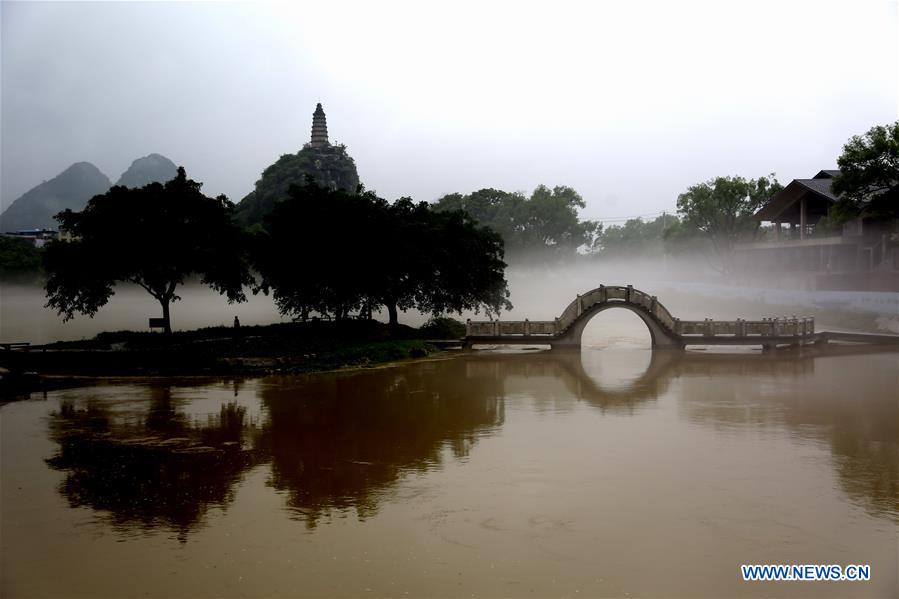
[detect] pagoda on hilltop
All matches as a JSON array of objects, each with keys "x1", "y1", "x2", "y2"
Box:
[
  {"x1": 234, "y1": 102, "x2": 361, "y2": 225},
  {"x1": 310, "y1": 103, "x2": 329, "y2": 147}
]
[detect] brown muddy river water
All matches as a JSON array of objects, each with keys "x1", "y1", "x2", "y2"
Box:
[{"x1": 2, "y1": 334, "x2": 897, "y2": 597}]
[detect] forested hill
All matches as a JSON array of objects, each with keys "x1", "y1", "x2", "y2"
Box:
[
  {"x1": 235, "y1": 144, "x2": 360, "y2": 226},
  {"x1": 0, "y1": 162, "x2": 111, "y2": 231},
  {"x1": 115, "y1": 154, "x2": 178, "y2": 188}
]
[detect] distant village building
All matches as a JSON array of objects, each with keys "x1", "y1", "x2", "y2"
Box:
[
  {"x1": 310, "y1": 103, "x2": 329, "y2": 148},
  {"x1": 2, "y1": 228, "x2": 59, "y2": 248},
  {"x1": 734, "y1": 170, "x2": 898, "y2": 291}
]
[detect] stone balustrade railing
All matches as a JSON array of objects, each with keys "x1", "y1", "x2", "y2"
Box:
[
  {"x1": 467, "y1": 320, "x2": 558, "y2": 337},
  {"x1": 466, "y1": 316, "x2": 815, "y2": 338},
  {"x1": 673, "y1": 317, "x2": 815, "y2": 337},
  {"x1": 466, "y1": 284, "x2": 815, "y2": 340}
]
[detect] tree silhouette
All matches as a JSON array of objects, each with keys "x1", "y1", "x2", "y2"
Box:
[
  {"x1": 254, "y1": 181, "x2": 511, "y2": 325},
  {"x1": 44, "y1": 168, "x2": 253, "y2": 333},
  {"x1": 409, "y1": 204, "x2": 512, "y2": 321}
]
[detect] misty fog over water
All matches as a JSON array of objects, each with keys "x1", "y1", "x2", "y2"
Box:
[{"x1": 3, "y1": 258, "x2": 897, "y2": 344}]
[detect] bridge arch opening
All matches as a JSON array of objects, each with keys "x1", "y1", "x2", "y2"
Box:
[{"x1": 579, "y1": 306, "x2": 653, "y2": 350}]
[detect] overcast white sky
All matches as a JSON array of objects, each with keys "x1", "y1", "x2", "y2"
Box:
[{"x1": 2, "y1": 0, "x2": 896, "y2": 223}]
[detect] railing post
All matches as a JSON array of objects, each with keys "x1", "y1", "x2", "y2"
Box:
[
  {"x1": 674, "y1": 318, "x2": 681, "y2": 335},
  {"x1": 650, "y1": 295, "x2": 657, "y2": 315},
  {"x1": 554, "y1": 317, "x2": 560, "y2": 334},
  {"x1": 737, "y1": 318, "x2": 745, "y2": 337},
  {"x1": 524, "y1": 318, "x2": 530, "y2": 336},
  {"x1": 599, "y1": 284, "x2": 606, "y2": 302},
  {"x1": 494, "y1": 319, "x2": 499, "y2": 336},
  {"x1": 576, "y1": 294, "x2": 582, "y2": 317},
  {"x1": 704, "y1": 318, "x2": 713, "y2": 337},
  {"x1": 810, "y1": 316, "x2": 815, "y2": 334},
  {"x1": 626, "y1": 284, "x2": 633, "y2": 302},
  {"x1": 466, "y1": 318, "x2": 471, "y2": 337}
]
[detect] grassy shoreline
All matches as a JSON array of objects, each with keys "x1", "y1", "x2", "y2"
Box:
[{"x1": 0, "y1": 319, "x2": 465, "y2": 398}]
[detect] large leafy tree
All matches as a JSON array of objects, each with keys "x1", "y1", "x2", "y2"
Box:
[
  {"x1": 432, "y1": 185, "x2": 597, "y2": 258},
  {"x1": 592, "y1": 214, "x2": 682, "y2": 256},
  {"x1": 409, "y1": 205, "x2": 512, "y2": 321},
  {"x1": 44, "y1": 168, "x2": 253, "y2": 333},
  {"x1": 433, "y1": 188, "x2": 526, "y2": 246},
  {"x1": 253, "y1": 181, "x2": 385, "y2": 321},
  {"x1": 675, "y1": 175, "x2": 782, "y2": 267},
  {"x1": 254, "y1": 181, "x2": 511, "y2": 325},
  {"x1": 523, "y1": 185, "x2": 598, "y2": 253},
  {"x1": 832, "y1": 121, "x2": 899, "y2": 220}
]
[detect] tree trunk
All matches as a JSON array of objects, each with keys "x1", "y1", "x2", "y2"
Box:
[
  {"x1": 386, "y1": 302, "x2": 398, "y2": 327},
  {"x1": 160, "y1": 297, "x2": 172, "y2": 334}
]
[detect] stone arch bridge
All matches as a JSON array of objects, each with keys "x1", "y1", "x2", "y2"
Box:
[{"x1": 465, "y1": 284, "x2": 899, "y2": 350}]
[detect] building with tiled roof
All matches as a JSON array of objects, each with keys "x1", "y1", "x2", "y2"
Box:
[{"x1": 734, "y1": 170, "x2": 897, "y2": 291}]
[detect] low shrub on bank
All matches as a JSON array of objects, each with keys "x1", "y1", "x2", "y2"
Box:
[{"x1": 419, "y1": 316, "x2": 466, "y2": 339}]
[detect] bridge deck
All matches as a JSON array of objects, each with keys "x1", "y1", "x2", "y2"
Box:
[{"x1": 464, "y1": 284, "x2": 899, "y2": 350}]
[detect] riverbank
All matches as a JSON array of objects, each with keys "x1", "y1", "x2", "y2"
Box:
[{"x1": 0, "y1": 319, "x2": 465, "y2": 398}]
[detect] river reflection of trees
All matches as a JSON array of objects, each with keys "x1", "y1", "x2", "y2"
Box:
[
  {"x1": 257, "y1": 360, "x2": 505, "y2": 527},
  {"x1": 46, "y1": 384, "x2": 262, "y2": 542},
  {"x1": 44, "y1": 362, "x2": 507, "y2": 536},
  {"x1": 44, "y1": 347, "x2": 897, "y2": 540}
]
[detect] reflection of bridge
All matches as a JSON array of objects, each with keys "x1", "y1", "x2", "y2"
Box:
[
  {"x1": 461, "y1": 345, "x2": 841, "y2": 411},
  {"x1": 465, "y1": 284, "x2": 899, "y2": 350}
]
